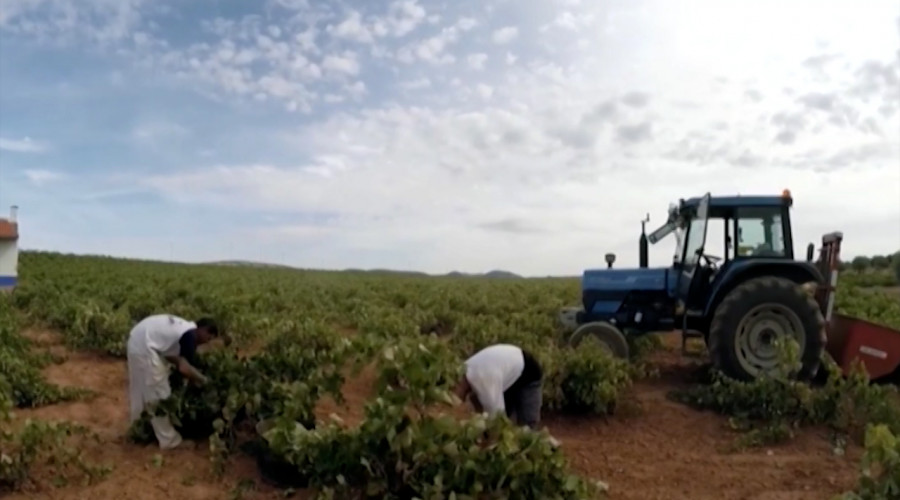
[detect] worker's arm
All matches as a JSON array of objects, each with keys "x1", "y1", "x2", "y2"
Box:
[
  {"x1": 165, "y1": 355, "x2": 208, "y2": 385},
  {"x1": 172, "y1": 329, "x2": 208, "y2": 385}
]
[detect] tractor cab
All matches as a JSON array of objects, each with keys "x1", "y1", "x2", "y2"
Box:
[{"x1": 652, "y1": 190, "x2": 799, "y2": 319}]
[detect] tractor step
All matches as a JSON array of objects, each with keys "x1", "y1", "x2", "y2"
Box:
[{"x1": 680, "y1": 329, "x2": 704, "y2": 356}]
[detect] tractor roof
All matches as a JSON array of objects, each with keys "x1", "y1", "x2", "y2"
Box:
[
  {"x1": 648, "y1": 192, "x2": 793, "y2": 243},
  {"x1": 681, "y1": 194, "x2": 793, "y2": 211}
]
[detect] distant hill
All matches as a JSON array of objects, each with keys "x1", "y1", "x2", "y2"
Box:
[
  {"x1": 23, "y1": 252, "x2": 538, "y2": 278},
  {"x1": 208, "y1": 261, "x2": 522, "y2": 278},
  {"x1": 445, "y1": 270, "x2": 522, "y2": 279},
  {"x1": 343, "y1": 268, "x2": 431, "y2": 277},
  {"x1": 205, "y1": 260, "x2": 296, "y2": 269},
  {"x1": 485, "y1": 270, "x2": 523, "y2": 279}
]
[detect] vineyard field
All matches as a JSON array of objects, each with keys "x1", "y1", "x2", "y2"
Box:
[{"x1": 2, "y1": 251, "x2": 900, "y2": 500}]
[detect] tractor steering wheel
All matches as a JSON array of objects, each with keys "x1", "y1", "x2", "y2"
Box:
[{"x1": 701, "y1": 254, "x2": 722, "y2": 269}]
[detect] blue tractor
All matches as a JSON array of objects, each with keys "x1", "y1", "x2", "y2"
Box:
[{"x1": 560, "y1": 190, "x2": 837, "y2": 381}]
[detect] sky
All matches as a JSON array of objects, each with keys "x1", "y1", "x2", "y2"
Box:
[{"x1": 0, "y1": 0, "x2": 898, "y2": 276}]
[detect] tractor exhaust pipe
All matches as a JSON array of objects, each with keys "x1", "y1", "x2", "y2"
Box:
[
  {"x1": 639, "y1": 213, "x2": 649, "y2": 268},
  {"x1": 806, "y1": 243, "x2": 814, "y2": 261}
]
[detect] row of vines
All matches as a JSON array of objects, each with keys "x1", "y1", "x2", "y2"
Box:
[{"x1": 2, "y1": 251, "x2": 900, "y2": 498}]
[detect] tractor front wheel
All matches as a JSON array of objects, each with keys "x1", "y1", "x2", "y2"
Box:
[
  {"x1": 708, "y1": 276, "x2": 825, "y2": 381},
  {"x1": 568, "y1": 321, "x2": 630, "y2": 359}
]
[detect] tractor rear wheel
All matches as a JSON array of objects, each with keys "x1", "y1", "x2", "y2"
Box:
[
  {"x1": 568, "y1": 321, "x2": 630, "y2": 359},
  {"x1": 708, "y1": 276, "x2": 825, "y2": 381}
]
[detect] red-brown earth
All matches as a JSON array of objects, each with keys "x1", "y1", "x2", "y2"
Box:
[{"x1": 6, "y1": 331, "x2": 862, "y2": 500}]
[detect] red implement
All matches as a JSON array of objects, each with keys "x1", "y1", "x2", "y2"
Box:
[
  {"x1": 812, "y1": 232, "x2": 900, "y2": 382},
  {"x1": 825, "y1": 313, "x2": 900, "y2": 381}
]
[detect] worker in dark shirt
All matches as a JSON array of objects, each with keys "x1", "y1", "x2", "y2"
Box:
[{"x1": 177, "y1": 321, "x2": 205, "y2": 368}]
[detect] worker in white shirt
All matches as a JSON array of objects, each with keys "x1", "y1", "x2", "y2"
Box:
[
  {"x1": 453, "y1": 343, "x2": 544, "y2": 429},
  {"x1": 126, "y1": 314, "x2": 218, "y2": 449}
]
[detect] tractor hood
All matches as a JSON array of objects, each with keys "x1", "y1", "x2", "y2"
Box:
[{"x1": 582, "y1": 267, "x2": 675, "y2": 293}]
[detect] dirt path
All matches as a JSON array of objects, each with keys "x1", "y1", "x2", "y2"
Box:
[
  {"x1": 9, "y1": 332, "x2": 286, "y2": 500},
  {"x1": 546, "y1": 342, "x2": 860, "y2": 500},
  {"x1": 8, "y1": 331, "x2": 862, "y2": 500}
]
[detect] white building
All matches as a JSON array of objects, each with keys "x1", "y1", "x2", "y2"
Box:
[{"x1": 0, "y1": 206, "x2": 19, "y2": 291}]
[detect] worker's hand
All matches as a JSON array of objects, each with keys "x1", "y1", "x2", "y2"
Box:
[
  {"x1": 178, "y1": 359, "x2": 208, "y2": 387},
  {"x1": 190, "y1": 363, "x2": 209, "y2": 385},
  {"x1": 190, "y1": 372, "x2": 209, "y2": 387}
]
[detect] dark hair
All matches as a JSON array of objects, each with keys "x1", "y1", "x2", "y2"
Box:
[{"x1": 195, "y1": 317, "x2": 219, "y2": 336}]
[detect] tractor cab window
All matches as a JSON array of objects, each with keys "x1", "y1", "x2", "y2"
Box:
[
  {"x1": 682, "y1": 216, "x2": 708, "y2": 266},
  {"x1": 736, "y1": 207, "x2": 786, "y2": 257}
]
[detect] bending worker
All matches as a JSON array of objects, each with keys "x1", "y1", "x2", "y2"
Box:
[
  {"x1": 453, "y1": 343, "x2": 544, "y2": 430},
  {"x1": 127, "y1": 314, "x2": 219, "y2": 449}
]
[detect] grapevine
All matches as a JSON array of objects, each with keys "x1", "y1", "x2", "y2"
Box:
[
  {"x1": 0, "y1": 294, "x2": 110, "y2": 492},
  {"x1": 5, "y1": 251, "x2": 900, "y2": 497}
]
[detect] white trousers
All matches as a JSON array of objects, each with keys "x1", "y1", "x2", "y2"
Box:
[{"x1": 127, "y1": 343, "x2": 183, "y2": 450}]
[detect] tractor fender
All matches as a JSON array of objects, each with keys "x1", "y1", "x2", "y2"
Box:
[{"x1": 702, "y1": 260, "x2": 824, "y2": 320}]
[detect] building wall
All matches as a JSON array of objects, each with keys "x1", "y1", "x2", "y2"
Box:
[{"x1": 0, "y1": 240, "x2": 18, "y2": 288}]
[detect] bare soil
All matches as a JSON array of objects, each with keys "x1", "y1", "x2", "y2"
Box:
[{"x1": 7, "y1": 332, "x2": 862, "y2": 500}]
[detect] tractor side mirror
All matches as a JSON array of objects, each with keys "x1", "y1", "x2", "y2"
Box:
[{"x1": 605, "y1": 253, "x2": 616, "y2": 269}]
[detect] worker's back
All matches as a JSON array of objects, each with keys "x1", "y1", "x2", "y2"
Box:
[
  {"x1": 464, "y1": 344, "x2": 525, "y2": 393},
  {"x1": 128, "y1": 314, "x2": 196, "y2": 357}
]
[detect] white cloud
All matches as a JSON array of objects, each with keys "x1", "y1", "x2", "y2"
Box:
[
  {"x1": 294, "y1": 26, "x2": 320, "y2": 55},
  {"x1": 412, "y1": 31, "x2": 456, "y2": 64},
  {"x1": 328, "y1": 11, "x2": 374, "y2": 44},
  {"x1": 256, "y1": 223, "x2": 337, "y2": 241},
  {"x1": 491, "y1": 26, "x2": 519, "y2": 44},
  {"x1": 384, "y1": 0, "x2": 427, "y2": 37},
  {"x1": 0, "y1": 136, "x2": 48, "y2": 153},
  {"x1": 131, "y1": 121, "x2": 189, "y2": 144},
  {"x1": 140, "y1": 34, "x2": 900, "y2": 270},
  {"x1": 4, "y1": 0, "x2": 900, "y2": 274},
  {"x1": 396, "y1": 17, "x2": 476, "y2": 65},
  {"x1": 467, "y1": 53, "x2": 488, "y2": 70},
  {"x1": 321, "y1": 51, "x2": 360, "y2": 76},
  {"x1": 326, "y1": 0, "x2": 428, "y2": 44},
  {"x1": 545, "y1": 11, "x2": 596, "y2": 32},
  {"x1": 345, "y1": 80, "x2": 367, "y2": 100},
  {"x1": 400, "y1": 77, "x2": 432, "y2": 90},
  {"x1": 23, "y1": 169, "x2": 65, "y2": 185},
  {"x1": 0, "y1": 0, "x2": 148, "y2": 46},
  {"x1": 456, "y1": 17, "x2": 478, "y2": 31}
]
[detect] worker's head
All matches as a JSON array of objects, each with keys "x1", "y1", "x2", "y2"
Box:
[
  {"x1": 453, "y1": 373, "x2": 472, "y2": 401},
  {"x1": 194, "y1": 317, "x2": 220, "y2": 345}
]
